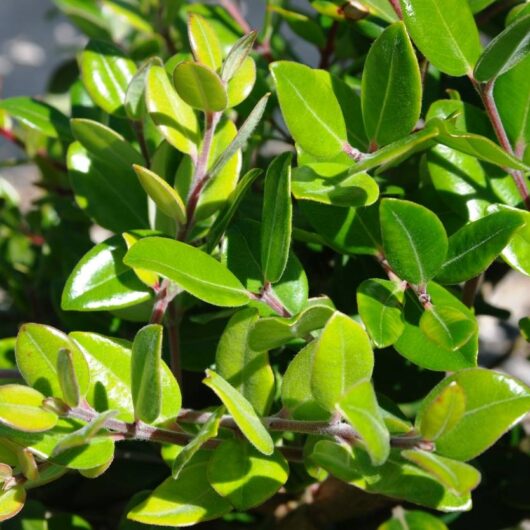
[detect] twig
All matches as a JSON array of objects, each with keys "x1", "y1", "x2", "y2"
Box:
[
  {"x1": 462, "y1": 274, "x2": 483, "y2": 308},
  {"x1": 319, "y1": 21, "x2": 339, "y2": 69},
  {"x1": 389, "y1": 0, "x2": 403, "y2": 18},
  {"x1": 132, "y1": 121, "x2": 150, "y2": 166},
  {"x1": 219, "y1": 0, "x2": 252, "y2": 33}
]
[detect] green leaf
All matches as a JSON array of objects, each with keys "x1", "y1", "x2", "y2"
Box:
[
  {"x1": 78, "y1": 40, "x2": 137, "y2": 117},
  {"x1": 227, "y1": 56, "x2": 256, "y2": 108},
  {"x1": 0, "y1": 385, "x2": 57, "y2": 433},
  {"x1": 0, "y1": 97, "x2": 71, "y2": 140},
  {"x1": 128, "y1": 452, "x2": 232, "y2": 526},
  {"x1": 417, "y1": 381, "x2": 466, "y2": 441},
  {"x1": 62, "y1": 235, "x2": 152, "y2": 312},
  {"x1": 311, "y1": 441, "x2": 471, "y2": 511},
  {"x1": 420, "y1": 306, "x2": 477, "y2": 351},
  {"x1": 16, "y1": 324, "x2": 90, "y2": 398},
  {"x1": 51, "y1": 434, "x2": 115, "y2": 471},
  {"x1": 436, "y1": 210, "x2": 524, "y2": 284},
  {"x1": 300, "y1": 202, "x2": 382, "y2": 255},
  {"x1": 400, "y1": 0, "x2": 481, "y2": 76},
  {"x1": 337, "y1": 381, "x2": 390, "y2": 466},
  {"x1": 490, "y1": 204, "x2": 530, "y2": 276},
  {"x1": 270, "y1": 61, "x2": 347, "y2": 158},
  {"x1": 222, "y1": 31, "x2": 257, "y2": 82},
  {"x1": 124, "y1": 237, "x2": 250, "y2": 307},
  {"x1": 401, "y1": 450, "x2": 481, "y2": 495},
  {"x1": 249, "y1": 299, "x2": 335, "y2": 351},
  {"x1": 261, "y1": 153, "x2": 293, "y2": 284},
  {"x1": 57, "y1": 349, "x2": 82, "y2": 407},
  {"x1": 208, "y1": 93, "x2": 269, "y2": 180},
  {"x1": 474, "y1": 14, "x2": 530, "y2": 82},
  {"x1": 362, "y1": 22, "x2": 421, "y2": 147},
  {"x1": 378, "y1": 508, "x2": 449, "y2": 530},
  {"x1": 71, "y1": 332, "x2": 181, "y2": 423},
  {"x1": 67, "y1": 120, "x2": 149, "y2": 233},
  {"x1": 208, "y1": 439, "x2": 289, "y2": 510},
  {"x1": 380, "y1": 198, "x2": 448, "y2": 285},
  {"x1": 216, "y1": 309, "x2": 274, "y2": 416},
  {"x1": 188, "y1": 13, "x2": 223, "y2": 71},
  {"x1": 311, "y1": 312, "x2": 374, "y2": 411},
  {"x1": 203, "y1": 369, "x2": 274, "y2": 455},
  {"x1": 172, "y1": 408, "x2": 223, "y2": 479},
  {"x1": 125, "y1": 58, "x2": 160, "y2": 120},
  {"x1": 270, "y1": 6, "x2": 326, "y2": 48},
  {"x1": 396, "y1": 283, "x2": 478, "y2": 371},
  {"x1": 173, "y1": 62, "x2": 228, "y2": 112},
  {"x1": 434, "y1": 119, "x2": 530, "y2": 171},
  {"x1": 0, "y1": 486, "x2": 25, "y2": 522},
  {"x1": 357, "y1": 278, "x2": 405, "y2": 348},
  {"x1": 282, "y1": 341, "x2": 331, "y2": 421},
  {"x1": 520, "y1": 316, "x2": 530, "y2": 342},
  {"x1": 131, "y1": 325, "x2": 163, "y2": 424},
  {"x1": 146, "y1": 64, "x2": 199, "y2": 157},
  {"x1": 205, "y1": 168, "x2": 262, "y2": 253},
  {"x1": 417, "y1": 368, "x2": 530, "y2": 461},
  {"x1": 292, "y1": 164, "x2": 379, "y2": 208},
  {"x1": 495, "y1": 54, "x2": 530, "y2": 152},
  {"x1": 133, "y1": 165, "x2": 186, "y2": 224}
]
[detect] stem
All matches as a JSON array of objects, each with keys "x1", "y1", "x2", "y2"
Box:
[
  {"x1": 252, "y1": 282, "x2": 292, "y2": 317},
  {"x1": 167, "y1": 300, "x2": 182, "y2": 385},
  {"x1": 462, "y1": 274, "x2": 482, "y2": 308},
  {"x1": 343, "y1": 142, "x2": 366, "y2": 162},
  {"x1": 389, "y1": 0, "x2": 403, "y2": 18},
  {"x1": 319, "y1": 21, "x2": 339, "y2": 69},
  {"x1": 219, "y1": 0, "x2": 251, "y2": 33},
  {"x1": 150, "y1": 280, "x2": 170, "y2": 324},
  {"x1": 133, "y1": 121, "x2": 150, "y2": 166},
  {"x1": 472, "y1": 78, "x2": 530, "y2": 209}
]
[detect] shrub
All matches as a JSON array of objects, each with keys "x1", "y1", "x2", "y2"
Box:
[{"x1": 0, "y1": 0, "x2": 530, "y2": 528}]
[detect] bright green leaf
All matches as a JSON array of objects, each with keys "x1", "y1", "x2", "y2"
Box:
[
  {"x1": 188, "y1": 13, "x2": 223, "y2": 71},
  {"x1": 57, "y1": 348, "x2": 82, "y2": 407},
  {"x1": 378, "y1": 507, "x2": 449, "y2": 530},
  {"x1": 227, "y1": 56, "x2": 256, "y2": 108},
  {"x1": 0, "y1": 486, "x2": 26, "y2": 522}
]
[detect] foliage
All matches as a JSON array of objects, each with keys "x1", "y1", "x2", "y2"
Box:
[{"x1": 0, "y1": 0, "x2": 530, "y2": 528}]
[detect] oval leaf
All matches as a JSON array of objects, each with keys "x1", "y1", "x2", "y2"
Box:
[
  {"x1": 124, "y1": 237, "x2": 250, "y2": 307},
  {"x1": 188, "y1": 13, "x2": 223, "y2": 71}
]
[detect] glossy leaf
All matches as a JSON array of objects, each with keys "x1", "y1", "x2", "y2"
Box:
[
  {"x1": 292, "y1": 164, "x2": 379, "y2": 208},
  {"x1": 0, "y1": 385, "x2": 57, "y2": 433},
  {"x1": 270, "y1": 61, "x2": 347, "y2": 158},
  {"x1": 227, "y1": 56, "x2": 256, "y2": 107},
  {"x1": 380, "y1": 199, "x2": 448, "y2": 285},
  {"x1": 16, "y1": 324, "x2": 90, "y2": 398},
  {"x1": 125, "y1": 237, "x2": 250, "y2": 307},
  {"x1": 128, "y1": 452, "x2": 232, "y2": 526},
  {"x1": 133, "y1": 164, "x2": 186, "y2": 224},
  {"x1": 172, "y1": 407, "x2": 222, "y2": 479},
  {"x1": 282, "y1": 342, "x2": 331, "y2": 421},
  {"x1": 71, "y1": 332, "x2": 181, "y2": 423},
  {"x1": 146, "y1": 64, "x2": 199, "y2": 157},
  {"x1": 420, "y1": 306, "x2": 477, "y2": 351},
  {"x1": 402, "y1": 450, "x2": 481, "y2": 494},
  {"x1": 0, "y1": 486, "x2": 26, "y2": 522},
  {"x1": 125, "y1": 58, "x2": 159, "y2": 120},
  {"x1": 173, "y1": 62, "x2": 227, "y2": 112},
  {"x1": 131, "y1": 325, "x2": 163, "y2": 424},
  {"x1": 0, "y1": 97, "x2": 71, "y2": 140},
  {"x1": 400, "y1": 0, "x2": 481, "y2": 76},
  {"x1": 261, "y1": 153, "x2": 292, "y2": 284},
  {"x1": 203, "y1": 369, "x2": 274, "y2": 455},
  {"x1": 249, "y1": 299, "x2": 335, "y2": 351},
  {"x1": 337, "y1": 381, "x2": 390, "y2": 465},
  {"x1": 311, "y1": 441, "x2": 471, "y2": 511},
  {"x1": 57, "y1": 348, "x2": 82, "y2": 407},
  {"x1": 417, "y1": 368, "x2": 530, "y2": 461},
  {"x1": 417, "y1": 381, "x2": 466, "y2": 441},
  {"x1": 78, "y1": 40, "x2": 137, "y2": 116},
  {"x1": 208, "y1": 439, "x2": 289, "y2": 510},
  {"x1": 188, "y1": 13, "x2": 223, "y2": 71},
  {"x1": 62, "y1": 235, "x2": 152, "y2": 311},
  {"x1": 474, "y1": 14, "x2": 530, "y2": 82},
  {"x1": 395, "y1": 283, "x2": 479, "y2": 371},
  {"x1": 362, "y1": 22, "x2": 421, "y2": 147},
  {"x1": 436, "y1": 210, "x2": 524, "y2": 284},
  {"x1": 216, "y1": 309, "x2": 274, "y2": 416},
  {"x1": 311, "y1": 312, "x2": 374, "y2": 410},
  {"x1": 357, "y1": 278, "x2": 405, "y2": 348}
]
